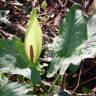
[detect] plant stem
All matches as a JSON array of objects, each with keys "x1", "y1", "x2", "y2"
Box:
[
  {"x1": 61, "y1": 75, "x2": 65, "y2": 89},
  {"x1": 71, "y1": 64, "x2": 83, "y2": 95},
  {"x1": 48, "y1": 74, "x2": 60, "y2": 93}
]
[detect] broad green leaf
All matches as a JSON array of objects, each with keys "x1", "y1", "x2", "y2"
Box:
[
  {"x1": 78, "y1": 15, "x2": 96, "y2": 59},
  {"x1": 47, "y1": 57, "x2": 61, "y2": 77},
  {"x1": 48, "y1": 14, "x2": 96, "y2": 77},
  {"x1": 0, "y1": 39, "x2": 31, "y2": 79},
  {"x1": 47, "y1": 5, "x2": 87, "y2": 77},
  {"x1": 87, "y1": 15, "x2": 96, "y2": 37},
  {"x1": 25, "y1": 9, "x2": 42, "y2": 64},
  {"x1": 0, "y1": 78, "x2": 31, "y2": 96},
  {"x1": 67, "y1": 15, "x2": 96, "y2": 62},
  {"x1": 58, "y1": 5, "x2": 87, "y2": 57},
  {"x1": 31, "y1": 67, "x2": 41, "y2": 84}
]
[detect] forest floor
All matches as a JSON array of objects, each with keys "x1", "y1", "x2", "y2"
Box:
[{"x1": 0, "y1": 0, "x2": 96, "y2": 96}]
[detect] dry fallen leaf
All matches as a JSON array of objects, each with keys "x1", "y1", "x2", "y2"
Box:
[{"x1": 89, "y1": 0, "x2": 96, "y2": 15}]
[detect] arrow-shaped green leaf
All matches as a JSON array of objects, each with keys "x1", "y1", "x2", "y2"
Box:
[{"x1": 47, "y1": 4, "x2": 87, "y2": 77}]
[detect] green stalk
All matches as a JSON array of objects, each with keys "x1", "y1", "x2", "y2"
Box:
[{"x1": 48, "y1": 74, "x2": 60, "y2": 93}]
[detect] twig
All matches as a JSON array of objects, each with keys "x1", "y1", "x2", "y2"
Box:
[
  {"x1": 69, "y1": 0, "x2": 78, "y2": 4},
  {"x1": 81, "y1": 0, "x2": 87, "y2": 11},
  {"x1": 7, "y1": 2, "x2": 23, "y2": 7},
  {"x1": 42, "y1": 81, "x2": 51, "y2": 87},
  {"x1": 5, "y1": 21, "x2": 26, "y2": 34},
  {"x1": 64, "y1": 0, "x2": 68, "y2": 7},
  {"x1": 81, "y1": 0, "x2": 85, "y2": 5},
  {"x1": 0, "y1": 29, "x2": 13, "y2": 38},
  {"x1": 0, "y1": 0, "x2": 5, "y2": 3},
  {"x1": 68, "y1": 64, "x2": 95, "y2": 89},
  {"x1": 0, "y1": 32, "x2": 5, "y2": 39},
  {"x1": 69, "y1": 75, "x2": 96, "y2": 90},
  {"x1": 79, "y1": 76, "x2": 96, "y2": 86},
  {"x1": 57, "y1": 0, "x2": 64, "y2": 7},
  {"x1": 49, "y1": 29, "x2": 57, "y2": 37},
  {"x1": 72, "y1": 67, "x2": 92, "y2": 78},
  {"x1": 71, "y1": 64, "x2": 83, "y2": 95},
  {"x1": 86, "y1": 0, "x2": 94, "y2": 9},
  {"x1": 69, "y1": 0, "x2": 81, "y2": 6}
]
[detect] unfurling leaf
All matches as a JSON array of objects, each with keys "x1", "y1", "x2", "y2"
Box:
[
  {"x1": 41, "y1": 0, "x2": 47, "y2": 10},
  {"x1": 25, "y1": 9, "x2": 42, "y2": 64}
]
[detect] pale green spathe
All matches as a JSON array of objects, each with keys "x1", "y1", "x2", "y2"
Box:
[{"x1": 25, "y1": 10, "x2": 42, "y2": 64}]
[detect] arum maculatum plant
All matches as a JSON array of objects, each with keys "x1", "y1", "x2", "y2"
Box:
[
  {"x1": 25, "y1": 9, "x2": 42, "y2": 66},
  {"x1": 24, "y1": 9, "x2": 42, "y2": 85}
]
